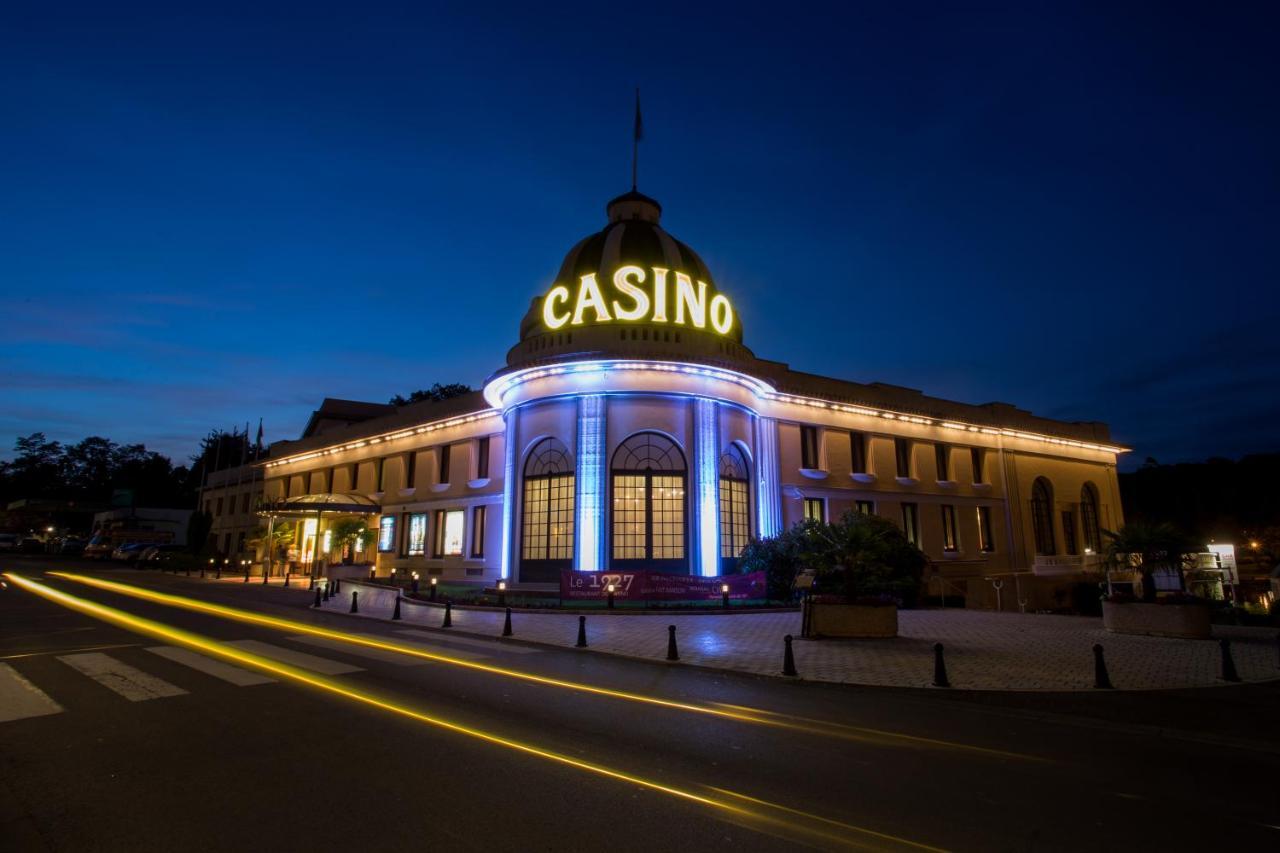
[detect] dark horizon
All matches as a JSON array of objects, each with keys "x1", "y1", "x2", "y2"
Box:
[{"x1": 3, "y1": 3, "x2": 1276, "y2": 472}]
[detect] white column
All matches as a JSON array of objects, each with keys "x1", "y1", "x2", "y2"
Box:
[
  {"x1": 693, "y1": 397, "x2": 720, "y2": 577},
  {"x1": 574, "y1": 395, "x2": 607, "y2": 571},
  {"x1": 755, "y1": 416, "x2": 782, "y2": 538},
  {"x1": 499, "y1": 408, "x2": 519, "y2": 580}
]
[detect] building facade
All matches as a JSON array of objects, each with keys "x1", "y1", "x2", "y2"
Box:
[{"x1": 252, "y1": 190, "x2": 1125, "y2": 604}]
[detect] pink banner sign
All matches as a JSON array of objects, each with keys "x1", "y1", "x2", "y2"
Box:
[{"x1": 560, "y1": 569, "x2": 766, "y2": 601}]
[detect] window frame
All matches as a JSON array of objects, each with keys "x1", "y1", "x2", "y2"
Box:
[
  {"x1": 610, "y1": 432, "x2": 688, "y2": 572},
  {"x1": 970, "y1": 448, "x2": 985, "y2": 485},
  {"x1": 433, "y1": 508, "x2": 465, "y2": 557},
  {"x1": 901, "y1": 502, "x2": 920, "y2": 547},
  {"x1": 718, "y1": 446, "x2": 751, "y2": 570},
  {"x1": 800, "y1": 426, "x2": 820, "y2": 470},
  {"x1": 377, "y1": 515, "x2": 397, "y2": 553},
  {"x1": 849, "y1": 432, "x2": 867, "y2": 475},
  {"x1": 894, "y1": 438, "x2": 912, "y2": 479},
  {"x1": 977, "y1": 506, "x2": 995, "y2": 552},
  {"x1": 1030, "y1": 478, "x2": 1056, "y2": 556},
  {"x1": 855, "y1": 499, "x2": 874, "y2": 516},
  {"x1": 470, "y1": 505, "x2": 486, "y2": 558},
  {"x1": 941, "y1": 505, "x2": 958, "y2": 552},
  {"x1": 406, "y1": 512, "x2": 428, "y2": 556},
  {"x1": 935, "y1": 444, "x2": 950, "y2": 482},
  {"x1": 438, "y1": 444, "x2": 451, "y2": 485},
  {"x1": 803, "y1": 497, "x2": 826, "y2": 523},
  {"x1": 520, "y1": 437, "x2": 576, "y2": 579},
  {"x1": 476, "y1": 437, "x2": 490, "y2": 480}
]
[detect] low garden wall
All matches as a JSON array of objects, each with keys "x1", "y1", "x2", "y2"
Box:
[
  {"x1": 1102, "y1": 601, "x2": 1211, "y2": 639},
  {"x1": 803, "y1": 601, "x2": 898, "y2": 638}
]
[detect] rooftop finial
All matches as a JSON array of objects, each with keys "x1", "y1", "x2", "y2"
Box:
[{"x1": 631, "y1": 88, "x2": 644, "y2": 192}]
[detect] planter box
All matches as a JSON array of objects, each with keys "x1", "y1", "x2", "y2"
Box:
[
  {"x1": 804, "y1": 602, "x2": 898, "y2": 638},
  {"x1": 1102, "y1": 601, "x2": 1211, "y2": 639}
]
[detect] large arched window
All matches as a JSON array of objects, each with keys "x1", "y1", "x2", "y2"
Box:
[
  {"x1": 719, "y1": 445, "x2": 751, "y2": 571},
  {"x1": 1030, "y1": 477, "x2": 1056, "y2": 556},
  {"x1": 611, "y1": 432, "x2": 687, "y2": 571},
  {"x1": 520, "y1": 438, "x2": 575, "y2": 581},
  {"x1": 1080, "y1": 483, "x2": 1101, "y2": 554}
]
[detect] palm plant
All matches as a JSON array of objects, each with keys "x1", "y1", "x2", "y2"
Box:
[
  {"x1": 327, "y1": 519, "x2": 369, "y2": 565},
  {"x1": 1102, "y1": 521, "x2": 1200, "y2": 601}
]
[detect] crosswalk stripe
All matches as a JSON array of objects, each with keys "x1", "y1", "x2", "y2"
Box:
[
  {"x1": 58, "y1": 653, "x2": 188, "y2": 702},
  {"x1": 0, "y1": 663, "x2": 64, "y2": 722},
  {"x1": 290, "y1": 633, "x2": 485, "y2": 663},
  {"x1": 145, "y1": 646, "x2": 275, "y2": 686},
  {"x1": 225, "y1": 640, "x2": 362, "y2": 675},
  {"x1": 394, "y1": 629, "x2": 541, "y2": 655}
]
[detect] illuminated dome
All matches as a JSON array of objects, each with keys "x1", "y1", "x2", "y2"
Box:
[{"x1": 508, "y1": 191, "x2": 752, "y2": 369}]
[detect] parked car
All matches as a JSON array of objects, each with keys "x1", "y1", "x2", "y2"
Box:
[
  {"x1": 19, "y1": 537, "x2": 45, "y2": 554},
  {"x1": 111, "y1": 542, "x2": 153, "y2": 563},
  {"x1": 58, "y1": 537, "x2": 87, "y2": 555},
  {"x1": 84, "y1": 536, "x2": 115, "y2": 560},
  {"x1": 140, "y1": 544, "x2": 185, "y2": 562},
  {"x1": 0, "y1": 533, "x2": 19, "y2": 551}
]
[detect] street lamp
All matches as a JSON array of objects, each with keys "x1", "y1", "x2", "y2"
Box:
[
  {"x1": 498, "y1": 579, "x2": 507, "y2": 606},
  {"x1": 606, "y1": 582, "x2": 616, "y2": 610},
  {"x1": 429, "y1": 576, "x2": 438, "y2": 601},
  {"x1": 411, "y1": 571, "x2": 420, "y2": 594},
  {"x1": 721, "y1": 583, "x2": 730, "y2": 609}
]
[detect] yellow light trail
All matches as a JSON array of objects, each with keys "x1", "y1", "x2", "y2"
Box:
[
  {"x1": 46, "y1": 571, "x2": 1037, "y2": 762},
  {"x1": 7, "y1": 572, "x2": 944, "y2": 852}
]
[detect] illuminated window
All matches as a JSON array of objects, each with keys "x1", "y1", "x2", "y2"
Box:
[
  {"x1": 850, "y1": 432, "x2": 867, "y2": 475},
  {"x1": 855, "y1": 500, "x2": 874, "y2": 515},
  {"x1": 1030, "y1": 478, "x2": 1056, "y2": 556},
  {"x1": 803, "y1": 498, "x2": 825, "y2": 522},
  {"x1": 611, "y1": 433, "x2": 686, "y2": 569},
  {"x1": 800, "y1": 426, "x2": 820, "y2": 469},
  {"x1": 1080, "y1": 484, "x2": 1101, "y2": 553},
  {"x1": 977, "y1": 506, "x2": 995, "y2": 552},
  {"x1": 521, "y1": 438, "x2": 575, "y2": 566},
  {"x1": 407, "y1": 513, "x2": 427, "y2": 556},
  {"x1": 471, "y1": 505, "x2": 486, "y2": 558},
  {"x1": 935, "y1": 444, "x2": 950, "y2": 481},
  {"x1": 718, "y1": 445, "x2": 750, "y2": 567},
  {"x1": 377, "y1": 516, "x2": 396, "y2": 552},
  {"x1": 1062, "y1": 510, "x2": 1078, "y2": 556},
  {"x1": 901, "y1": 503, "x2": 919, "y2": 546},
  {"x1": 376, "y1": 457, "x2": 386, "y2": 491},
  {"x1": 434, "y1": 509, "x2": 464, "y2": 557},
  {"x1": 970, "y1": 448, "x2": 985, "y2": 484},
  {"x1": 895, "y1": 439, "x2": 912, "y2": 478},
  {"x1": 941, "y1": 505, "x2": 958, "y2": 551}
]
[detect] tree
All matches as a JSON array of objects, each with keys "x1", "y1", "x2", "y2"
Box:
[
  {"x1": 389, "y1": 383, "x2": 472, "y2": 406},
  {"x1": 326, "y1": 519, "x2": 368, "y2": 564},
  {"x1": 1103, "y1": 521, "x2": 1201, "y2": 601}
]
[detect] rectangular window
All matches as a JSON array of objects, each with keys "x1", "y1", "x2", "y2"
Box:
[
  {"x1": 970, "y1": 448, "x2": 985, "y2": 484},
  {"x1": 215, "y1": 497, "x2": 224, "y2": 516},
  {"x1": 719, "y1": 478, "x2": 750, "y2": 558},
  {"x1": 476, "y1": 437, "x2": 490, "y2": 479},
  {"x1": 204, "y1": 501, "x2": 211, "y2": 515},
  {"x1": 471, "y1": 505, "x2": 486, "y2": 558},
  {"x1": 849, "y1": 432, "x2": 867, "y2": 475},
  {"x1": 935, "y1": 444, "x2": 950, "y2": 482},
  {"x1": 439, "y1": 445, "x2": 451, "y2": 484},
  {"x1": 434, "y1": 509, "x2": 465, "y2": 557},
  {"x1": 241, "y1": 493, "x2": 250, "y2": 514},
  {"x1": 407, "y1": 513, "x2": 428, "y2": 556},
  {"x1": 405, "y1": 453, "x2": 416, "y2": 489},
  {"x1": 376, "y1": 458, "x2": 386, "y2": 492},
  {"x1": 803, "y1": 498, "x2": 825, "y2": 522},
  {"x1": 855, "y1": 500, "x2": 874, "y2": 515},
  {"x1": 611, "y1": 474, "x2": 646, "y2": 560},
  {"x1": 525, "y1": 474, "x2": 575, "y2": 561},
  {"x1": 901, "y1": 502, "x2": 919, "y2": 546},
  {"x1": 800, "y1": 426, "x2": 819, "y2": 470},
  {"x1": 650, "y1": 475, "x2": 685, "y2": 559},
  {"x1": 1062, "y1": 510, "x2": 1078, "y2": 556},
  {"x1": 894, "y1": 439, "x2": 912, "y2": 478},
  {"x1": 349, "y1": 463, "x2": 359, "y2": 492},
  {"x1": 941, "y1": 505, "x2": 958, "y2": 551},
  {"x1": 377, "y1": 516, "x2": 396, "y2": 552},
  {"x1": 236, "y1": 531, "x2": 245, "y2": 553},
  {"x1": 977, "y1": 506, "x2": 995, "y2": 552}
]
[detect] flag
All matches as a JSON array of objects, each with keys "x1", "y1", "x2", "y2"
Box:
[
  {"x1": 255, "y1": 418, "x2": 264, "y2": 453},
  {"x1": 633, "y1": 89, "x2": 644, "y2": 142}
]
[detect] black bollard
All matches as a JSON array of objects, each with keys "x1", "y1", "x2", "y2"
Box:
[
  {"x1": 332, "y1": 578, "x2": 339, "y2": 595},
  {"x1": 392, "y1": 595, "x2": 402, "y2": 621},
  {"x1": 313, "y1": 587, "x2": 322, "y2": 608},
  {"x1": 666, "y1": 625, "x2": 679, "y2": 661},
  {"x1": 783, "y1": 634, "x2": 798, "y2": 676},
  {"x1": 932, "y1": 643, "x2": 951, "y2": 688},
  {"x1": 442, "y1": 600, "x2": 452, "y2": 628},
  {"x1": 430, "y1": 581, "x2": 438, "y2": 602},
  {"x1": 576, "y1": 615, "x2": 588, "y2": 648},
  {"x1": 322, "y1": 582, "x2": 329, "y2": 602},
  {"x1": 243, "y1": 568, "x2": 249, "y2": 583},
  {"x1": 1220, "y1": 638, "x2": 1241, "y2": 682},
  {"x1": 308, "y1": 575, "x2": 315, "y2": 591},
  {"x1": 200, "y1": 565, "x2": 206, "y2": 579},
  {"x1": 283, "y1": 573, "x2": 290, "y2": 588},
  {"x1": 722, "y1": 590, "x2": 730, "y2": 609},
  {"x1": 215, "y1": 564, "x2": 221, "y2": 580},
  {"x1": 411, "y1": 577, "x2": 419, "y2": 595},
  {"x1": 1092, "y1": 644, "x2": 1113, "y2": 689},
  {"x1": 350, "y1": 590, "x2": 358, "y2": 614},
  {"x1": 502, "y1": 607, "x2": 513, "y2": 637},
  {"x1": 262, "y1": 568, "x2": 269, "y2": 585}
]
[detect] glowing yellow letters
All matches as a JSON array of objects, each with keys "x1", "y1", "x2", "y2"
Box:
[{"x1": 542, "y1": 265, "x2": 733, "y2": 334}]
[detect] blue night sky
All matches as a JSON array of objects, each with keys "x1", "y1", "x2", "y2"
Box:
[{"x1": 2, "y1": 2, "x2": 1275, "y2": 471}]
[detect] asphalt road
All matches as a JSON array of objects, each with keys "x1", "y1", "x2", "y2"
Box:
[{"x1": 2, "y1": 556, "x2": 1277, "y2": 852}]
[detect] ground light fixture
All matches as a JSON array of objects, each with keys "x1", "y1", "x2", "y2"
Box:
[
  {"x1": 430, "y1": 575, "x2": 438, "y2": 601},
  {"x1": 411, "y1": 571, "x2": 420, "y2": 594},
  {"x1": 5, "y1": 571, "x2": 940, "y2": 852},
  {"x1": 497, "y1": 579, "x2": 507, "y2": 606},
  {"x1": 606, "y1": 582, "x2": 616, "y2": 609},
  {"x1": 722, "y1": 583, "x2": 730, "y2": 609}
]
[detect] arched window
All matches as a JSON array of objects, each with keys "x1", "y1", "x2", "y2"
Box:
[
  {"x1": 1080, "y1": 483, "x2": 1101, "y2": 554},
  {"x1": 719, "y1": 445, "x2": 751, "y2": 570},
  {"x1": 520, "y1": 438, "x2": 575, "y2": 580},
  {"x1": 1030, "y1": 477, "x2": 1056, "y2": 556},
  {"x1": 611, "y1": 432, "x2": 687, "y2": 571}
]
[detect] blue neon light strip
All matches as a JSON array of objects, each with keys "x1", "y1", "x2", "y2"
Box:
[
  {"x1": 694, "y1": 398, "x2": 720, "y2": 577},
  {"x1": 575, "y1": 395, "x2": 606, "y2": 571}
]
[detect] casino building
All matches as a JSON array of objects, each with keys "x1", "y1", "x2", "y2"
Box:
[{"x1": 236, "y1": 189, "x2": 1126, "y2": 606}]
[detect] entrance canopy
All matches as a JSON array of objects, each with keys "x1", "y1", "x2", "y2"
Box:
[{"x1": 259, "y1": 493, "x2": 381, "y2": 517}]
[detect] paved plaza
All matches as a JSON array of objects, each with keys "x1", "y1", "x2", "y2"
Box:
[{"x1": 287, "y1": 580, "x2": 1280, "y2": 691}]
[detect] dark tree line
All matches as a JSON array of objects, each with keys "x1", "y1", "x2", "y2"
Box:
[
  {"x1": 1119, "y1": 453, "x2": 1280, "y2": 540},
  {"x1": 388, "y1": 383, "x2": 472, "y2": 406}
]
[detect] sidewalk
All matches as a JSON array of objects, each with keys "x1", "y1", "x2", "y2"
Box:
[{"x1": 309, "y1": 582, "x2": 1280, "y2": 691}]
